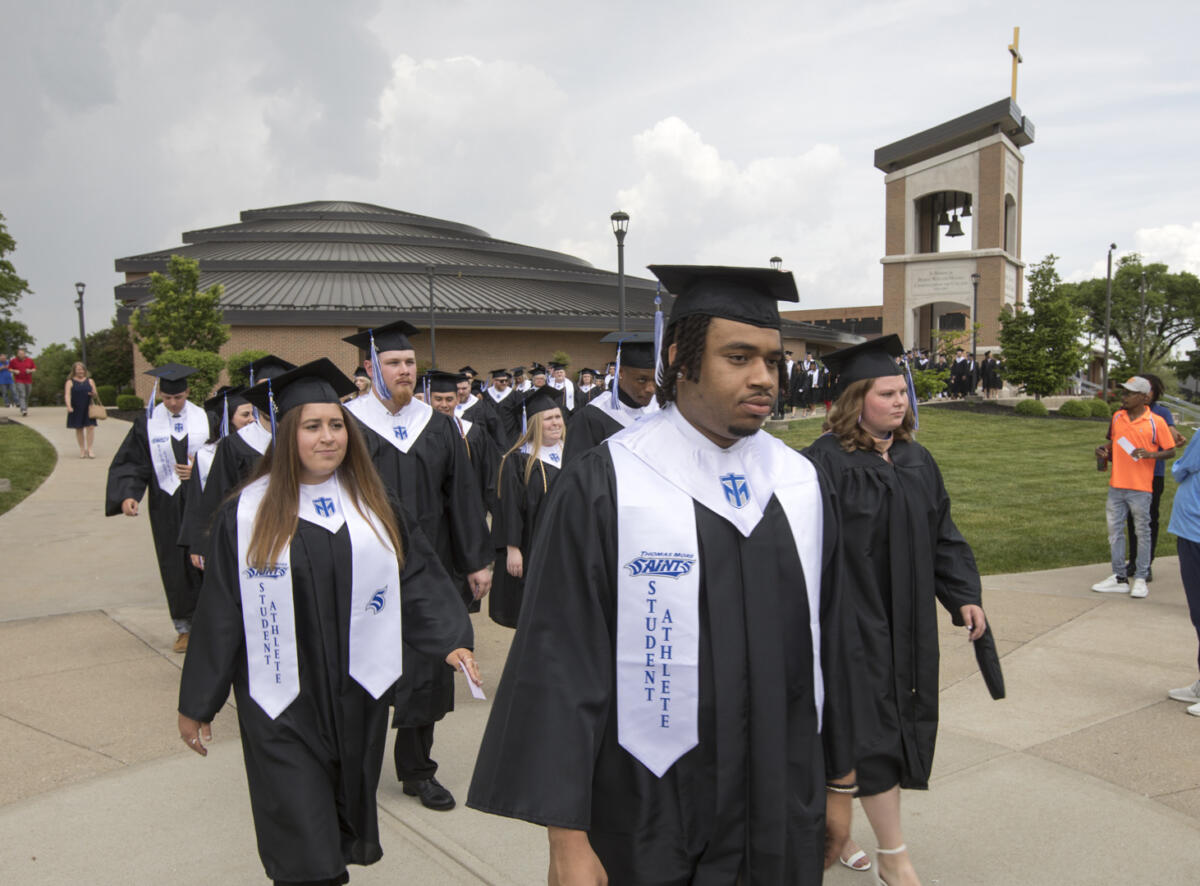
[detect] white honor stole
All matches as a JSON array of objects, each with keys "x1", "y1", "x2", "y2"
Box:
[
  {"x1": 238, "y1": 419, "x2": 273, "y2": 455},
  {"x1": 236, "y1": 473, "x2": 404, "y2": 719},
  {"x1": 345, "y1": 393, "x2": 432, "y2": 454},
  {"x1": 589, "y1": 394, "x2": 660, "y2": 430},
  {"x1": 522, "y1": 440, "x2": 563, "y2": 469},
  {"x1": 195, "y1": 442, "x2": 217, "y2": 492},
  {"x1": 609, "y1": 405, "x2": 824, "y2": 778},
  {"x1": 487, "y1": 387, "x2": 512, "y2": 405},
  {"x1": 551, "y1": 379, "x2": 575, "y2": 411},
  {"x1": 147, "y1": 401, "x2": 208, "y2": 496}
]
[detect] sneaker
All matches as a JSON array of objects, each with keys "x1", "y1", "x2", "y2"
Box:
[
  {"x1": 1168, "y1": 680, "x2": 1200, "y2": 703},
  {"x1": 1091, "y1": 574, "x2": 1129, "y2": 593},
  {"x1": 1130, "y1": 578, "x2": 1149, "y2": 598},
  {"x1": 1189, "y1": 702, "x2": 1200, "y2": 718}
]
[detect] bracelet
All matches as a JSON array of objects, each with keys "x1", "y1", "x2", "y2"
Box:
[{"x1": 825, "y1": 782, "x2": 858, "y2": 795}]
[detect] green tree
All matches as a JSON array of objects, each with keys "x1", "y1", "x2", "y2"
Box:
[
  {"x1": 1063, "y1": 254, "x2": 1200, "y2": 376},
  {"x1": 130, "y1": 255, "x2": 229, "y2": 365},
  {"x1": 74, "y1": 319, "x2": 134, "y2": 391},
  {"x1": 226, "y1": 349, "x2": 269, "y2": 387},
  {"x1": 158, "y1": 348, "x2": 225, "y2": 404},
  {"x1": 998, "y1": 254, "x2": 1088, "y2": 398},
  {"x1": 31, "y1": 342, "x2": 79, "y2": 406},
  {"x1": 0, "y1": 212, "x2": 34, "y2": 350}
]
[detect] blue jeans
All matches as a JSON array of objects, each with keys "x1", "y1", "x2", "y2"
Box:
[
  {"x1": 0, "y1": 382, "x2": 13, "y2": 406},
  {"x1": 1107, "y1": 487, "x2": 1152, "y2": 579}
]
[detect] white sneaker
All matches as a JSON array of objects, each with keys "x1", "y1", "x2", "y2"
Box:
[
  {"x1": 1130, "y1": 578, "x2": 1149, "y2": 598},
  {"x1": 1168, "y1": 680, "x2": 1200, "y2": 703},
  {"x1": 1188, "y1": 702, "x2": 1200, "y2": 718},
  {"x1": 1091, "y1": 574, "x2": 1129, "y2": 593}
]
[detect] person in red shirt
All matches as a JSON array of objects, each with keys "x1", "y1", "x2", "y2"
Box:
[
  {"x1": 8, "y1": 347, "x2": 36, "y2": 416},
  {"x1": 1092, "y1": 376, "x2": 1175, "y2": 599}
]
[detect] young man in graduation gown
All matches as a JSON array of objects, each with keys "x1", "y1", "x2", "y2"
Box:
[
  {"x1": 183, "y1": 356, "x2": 295, "y2": 564},
  {"x1": 468, "y1": 266, "x2": 856, "y2": 885},
  {"x1": 342, "y1": 320, "x2": 492, "y2": 812},
  {"x1": 483, "y1": 368, "x2": 521, "y2": 449},
  {"x1": 561, "y1": 332, "x2": 659, "y2": 466},
  {"x1": 455, "y1": 373, "x2": 504, "y2": 450},
  {"x1": 106, "y1": 364, "x2": 209, "y2": 652},
  {"x1": 548, "y1": 361, "x2": 576, "y2": 417},
  {"x1": 575, "y1": 368, "x2": 603, "y2": 407}
]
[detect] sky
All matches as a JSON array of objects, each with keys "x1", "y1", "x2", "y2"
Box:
[{"x1": 2, "y1": 0, "x2": 1198, "y2": 352}]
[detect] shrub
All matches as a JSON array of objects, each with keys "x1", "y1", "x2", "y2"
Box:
[
  {"x1": 912, "y1": 368, "x2": 949, "y2": 401},
  {"x1": 116, "y1": 394, "x2": 144, "y2": 411},
  {"x1": 95, "y1": 384, "x2": 116, "y2": 406},
  {"x1": 1057, "y1": 399, "x2": 1092, "y2": 418},
  {"x1": 1088, "y1": 398, "x2": 1113, "y2": 418},
  {"x1": 1110, "y1": 400, "x2": 1123, "y2": 415},
  {"x1": 158, "y1": 348, "x2": 225, "y2": 403},
  {"x1": 550, "y1": 350, "x2": 571, "y2": 371},
  {"x1": 226, "y1": 349, "x2": 269, "y2": 387},
  {"x1": 1015, "y1": 398, "x2": 1049, "y2": 417}
]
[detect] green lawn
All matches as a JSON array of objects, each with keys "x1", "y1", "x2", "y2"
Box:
[
  {"x1": 0, "y1": 422, "x2": 57, "y2": 516},
  {"x1": 771, "y1": 407, "x2": 1176, "y2": 576}
]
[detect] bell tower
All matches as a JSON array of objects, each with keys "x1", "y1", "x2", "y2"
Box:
[{"x1": 874, "y1": 30, "x2": 1034, "y2": 354}]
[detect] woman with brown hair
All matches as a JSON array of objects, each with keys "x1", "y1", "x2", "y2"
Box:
[
  {"x1": 804, "y1": 335, "x2": 991, "y2": 886},
  {"x1": 177, "y1": 359, "x2": 477, "y2": 886},
  {"x1": 64, "y1": 361, "x2": 99, "y2": 457}
]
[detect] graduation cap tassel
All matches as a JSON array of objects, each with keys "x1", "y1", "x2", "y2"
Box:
[
  {"x1": 145, "y1": 378, "x2": 158, "y2": 421},
  {"x1": 611, "y1": 341, "x2": 623, "y2": 410},
  {"x1": 903, "y1": 359, "x2": 920, "y2": 431},
  {"x1": 520, "y1": 400, "x2": 528, "y2": 437},
  {"x1": 653, "y1": 284, "x2": 665, "y2": 386},
  {"x1": 369, "y1": 330, "x2": 392, "y2": 403},
  {"x1": 267, "y1": 379, "x2": 277, "y2": 442},
  {"x1": 249, "y1": 366, "x2": 259, "y2": 423},
  {"x1": 220, "y1": 391, "x2": 230, "y2": 439}
]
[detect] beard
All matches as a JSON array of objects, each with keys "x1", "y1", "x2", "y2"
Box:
[{"x1": 385, "y1": 383, "x2": 413, "y2": 409}]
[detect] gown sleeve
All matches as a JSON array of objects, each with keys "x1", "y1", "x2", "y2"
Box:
[
  {"x1": 105, "y1": 418, "x2": 151, "y2": 516},
  {"x1": 191, "y1": 437, "x2": 245, "y2": 559},
  {"x1": 562, "y1": 407, "x2": 604, "y2": 466},
  {"x1": 438, "y1": 422, "x2": 493, "y2": 575},
  {"x1": 927, "y1": 452, "x2": 983, "y2": 621},
  {"x1": 393, "y1": 500, "x2": 474, "y2": 658},
  {"x1": 497, "y1": 453, "x2": 526, "y2": 549}
]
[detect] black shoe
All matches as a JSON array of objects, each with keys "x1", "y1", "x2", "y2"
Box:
[{"x1": 402, "y1": 777, "x2": 455, "y2": 810}]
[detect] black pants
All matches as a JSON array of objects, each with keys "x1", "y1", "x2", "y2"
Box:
[
  {"x1": 1127, "y1": 474, "x2": 1165, "y2": 568},
  {"x1": 274, "y1": 874, "x2": 348, "y2": 886},
  {"x1": 393, "y1": 722, "x2": 437, "y2": 782},
  {"x1": 1179, "y1": 538, "x2": 1200, "y2": 674}
]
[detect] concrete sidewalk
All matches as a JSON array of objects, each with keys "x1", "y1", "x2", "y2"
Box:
[{"x1": 2, "y1": 406, "x2": 1199, "y2": 884}]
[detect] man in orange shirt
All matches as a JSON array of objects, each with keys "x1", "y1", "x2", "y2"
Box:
[{"x1": 1093, "y1": 376, "x2": 1175, "y2": 598}]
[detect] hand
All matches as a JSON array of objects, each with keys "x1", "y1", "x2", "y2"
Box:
[
  {"x1": 960, "y1": 604, "x2": 987, "y2": 641},
  {"x1": 1094, "y1": 445, "x2": 1109, "y2": 459},
  {"x1": 121, "y1": 498, "x2": 139, "y2": 517},
  {"x1": 66, "y1": 406, "x2": 73, "y2": 413},
  {"x1": 823, "y1": 789, "x2": 854, "y2": 869},
  {"x1": 506, "y1": 545, "x2": 523, "y2": 578},
  {"x1": 190, "y1": 553, "x2": 205, "y2": 570},
  {"x1": 175, "y1": 462, "x2": 193, "y2": 481},
  {"x1": 548, "y1": 827, "x2": 607, "y2": 886},
  {"x1": 178, "y1": 713, "x2": 212, "y2": 757},
  {"x1": 445, "y1": 648, "x2": 481, "y2": 686},
  {"x1": 468, "y1": 567, "x2": 492, "y2": 600}
]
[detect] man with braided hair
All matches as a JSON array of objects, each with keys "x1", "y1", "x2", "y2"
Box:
[{"x1": 469, "y1": 265, "x2": 855, "y2": 885}]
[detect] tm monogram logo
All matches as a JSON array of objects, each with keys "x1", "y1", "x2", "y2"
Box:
[
  {"x1": 624, "y1": 554, "x2": 696, "y2": 579},
  {"x1": 720, "y1": 473, "x2": 750, "y2": 509},
  {"x1": 313, "y1": 496, "x2": 336, "y2": 518},
  {"x1": 393, "y1": 424, "x2": 408, "y2": 440},
  {"x1": 366, "y1": 587, "x2": 388, "y2": 614},
  {"x1": 549, "y1": 451, "x2": 560, "y2": 463},
  {"x1": 174, "y1": 422, "x2": 184, "y2": 434}
]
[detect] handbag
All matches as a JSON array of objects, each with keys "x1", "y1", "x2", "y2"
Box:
[{"x1": 88, "y1": 395, "x2": 108, "y2": 421}]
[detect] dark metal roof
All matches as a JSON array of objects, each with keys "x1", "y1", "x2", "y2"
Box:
[{"x1": 874, "y1": 98, "x2": 1035, "y2": 173}]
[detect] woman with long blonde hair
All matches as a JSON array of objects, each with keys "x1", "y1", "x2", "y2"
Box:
[
  {"x1": 64, "y1": 360, "x2": 99, "y2": 457},
  {"x1": 803, "y1": 335, "x2": 994, "y2": 886},
  {"x1": 177, "y1": 359, "x2": 477, "y2": 886},
  {"x1": 489, "y1": 388, "x2": 565, "y2": 628}
]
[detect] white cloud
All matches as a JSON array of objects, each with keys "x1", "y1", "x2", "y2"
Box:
[{"x1": 1134, "y1": 223, "x2": 1200, "y2": 275}]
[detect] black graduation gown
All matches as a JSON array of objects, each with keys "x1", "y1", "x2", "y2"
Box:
[
  {"x1": 803, "y1": 434, "x2": 981, "y2": 790},
  {"x1": 460, "y1": 397, "x2": 504, "y2": 450},
  {"x1": 105, "y1": 416, "x2": 202, "y2": 621},
  {"x1": 351, "y1": 411, "x2": 491, "y2": 727},
  {"x1": 179, "y1": 497, "x2": 471, "y2": 882},
  {"x1": 562, "y1": 402, "x2": 623, "y2": 466},
  {"x1": 456, "y1": 417, "x2": 500, "y2": 612},
  {"x1": 184, "y1": 430, "x2": 265, "y2": 559},
  {"x1": 485, "y1": 390, "x2": 522, "y2": 451},
  {"x1": 488, "y1": 451, "x2": 559, "y2": 628},
  {"x1": 468, "y1": 445, "x2": 854, "y2": 885}
]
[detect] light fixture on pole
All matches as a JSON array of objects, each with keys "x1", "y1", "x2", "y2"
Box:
[
  {"x1": 770, "y1": 256, "x2": 782, "y2": 271},
  {"x1": 1102, "y1": 243, "x2": 1117, "y2": 401},
  {"x1": 611, "y1": 211, "x2": 629, "y2": 332},
  {"x1": 426, "y1": 265, "x2": 437, "y2": 369},
  {"x1": 74, "y1": 282, "x2": 87, "y2": 367},
  {"x1": 970, "y1": 272, "x2": 981, "y2": 358},
  {"x1": 1138, "y1": 270, "x2": 1147, "y2": 374}
]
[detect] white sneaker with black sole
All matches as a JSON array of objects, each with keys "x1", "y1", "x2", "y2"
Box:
[
  {"x1": 1168, "y1": 679, "x2": 1200, "y2": 704},
  {"x1": 1091, "y1": 574, "x2": 1129, "y2": 593},
  {"x1": 1130, "y1": 578, "x2": 1149, "y2": 598}
]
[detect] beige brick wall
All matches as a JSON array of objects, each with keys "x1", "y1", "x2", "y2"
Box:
[
  {"x1": 977, "y1": 143, "x2": 1004, "y2": 250},
  {"x1": 882, "y1": 264, "x2": 905, "y2": 339},
  {"x1": 885, "y1": 178, "x2": 906, "y2": 256}
]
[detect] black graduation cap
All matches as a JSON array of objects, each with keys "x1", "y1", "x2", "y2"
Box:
[
  {"x1": 144, "y1": 363, "x2": 198, "y2": 395},
  {"x1": 203, "y1": 385, "x2": 247, "y2": 414},
  {"x1": 647, "y1": 265, "x2": 799, "y2": 329},
  {"x1": 511, "y1": 366, "x2": 527, "y2": 376},
  {"x1": 523, "y1": 388, "x2": 561, "y2": 418},
  {"x1": 547, "y1": 361, "x2": 566, "y2": 372},
  {"x1": 601, "y1": 331, "x2": 656, "y2": 370},
  {"x1": 490, "y1": 368, "x2": 511, "y2": 380},
  {"x1": 578, "y1": 367, "x2": 598, "y2": 377},
  {"x1": 529, "y1": 363, "x2": 548, "y2": 377},
  {"x1": 424, "y1": 370, "x2": 463, "y2": 394},
  {"x1": 246, "y1": 355, "x2": 296, "y2": 383},
  {"x1": 353, "y1": 366, "x2": 369, "y2": 379},
  {"x1": 243, "y1": 358, "x2": 356, "y2": 417},
  {"x1": 820, "y1": 334, "x2": 905, "y2": 389},
  {"x1": 342, "y1": 319, "x2": 420, "y2": 353},
  {"x1": 974, "y1": 624, "x2": 1006, "y2": 700},
  {"x1": 458, "y1": 365, "x2": 478, "y2": 377}
]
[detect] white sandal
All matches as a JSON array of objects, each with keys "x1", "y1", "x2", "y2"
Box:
[
  {"x1": 874, "y1": 844, "x2": 907, "y2": 886},
  {"x1": 839, "y1": 848, "x2": 872, "y2": 872}
]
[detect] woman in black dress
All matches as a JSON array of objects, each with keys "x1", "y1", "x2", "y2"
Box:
[
  {"x1": 177, "y1": 359, "x2": 477, "y2": 886},
  {"x1": 64, "y1": 361, "x2": 99, "y2": 457},
  {"x1": 804, "y1": 335, "x2": 989, "y2": 886},
  {"x1": 489, "y1": 389, "x2": 565, "y2": 628}
]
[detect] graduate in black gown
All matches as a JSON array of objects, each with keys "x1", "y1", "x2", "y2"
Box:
[
  {"x1": 803, "y1": 334, "x2": 994, "y2": 886},
  {"x1": 489, "y1": 389, "x2": 565, "y2": 628},
  {"x1": 177, "y1": 359, "x2": 477, "y2": 886},
  {"x1": 341, "y1": 320, "x2": 492, "y2": 812},
  {"x1": 469, "y1": 266, "x2": 856, "y2": 885},
  {"x1": 456, "y1": 373, "x2": 504, "y2": 448},
  {"x1": 561, "y1": 332, "x2": 659, "y2": 466},
  {"x1": 481, "y1": 368, "x2": 521, "y2": 449},
  {"x1": 106, "y1": 363, "x2": 209, "y2": 652},
  {"x1": 185, "y1": 356, "x2": 296, "y2": 563},
  {"x1": 574, "y1": 367, "x2": 603, "y2": 407}
]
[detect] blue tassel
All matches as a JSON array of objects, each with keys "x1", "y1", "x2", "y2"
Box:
[
  {"x1": 521, "y1": 400, "x2": 528, "y2": 436},
  {"x1": 904, "y1": 360, "x2": 920, "y2": 430},
  {"x1": 611, "y1": 340, "x2": 623, "y2": 410},
  {"x1": 219, "y1": 392, "x2": 230, "y2": 438},
  {"x1": 145, "y1": 379, "x2": 158, "y2": 421},
  {"x1": 268, "y1": 379, "x2": 277, "y2": 441},
  {"x1": 370, "y1": 330, "x2": 392, "y2": 402},
  {"x1": 249, "y1": 367, "x2": 259, "y2": 423},
  {"x1": 653, "y1": 283, "x2": 665, "y2": 386}
]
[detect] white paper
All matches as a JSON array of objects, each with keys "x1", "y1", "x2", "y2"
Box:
[
  {"x1": 1116, "y1": 436, "x2": 1136, "y2": 457},
  {"x1": 459, "y1": 661, "x2": 486, "y2": 700}
]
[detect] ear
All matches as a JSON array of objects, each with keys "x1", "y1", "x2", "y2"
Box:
[{"x1": 667, "y1": 342, "x2": 678, "y2": 367}]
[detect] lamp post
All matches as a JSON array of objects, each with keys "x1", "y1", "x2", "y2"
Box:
[
  {"x1": 1102, "y1": 243, "x2": 1117, "y2": 401},
  {"x1": 970, "y1": 272, "x2": 981, "y2": 359},
  {"x1": 1138, "y1": 270, "x2": 1147, "y2": 374},
  {"x1": 770, "y1": 256, "x2": 782, "y2": 271},
  {"x1": 611, "y1": 211, "x2": 629, "y2": 332},
  {"x1": 426, "y1": 265, "x2": 437, "y2": 369},
  {"x1": 74, "y1": 282, "x2": 87, "y2": 367}
]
